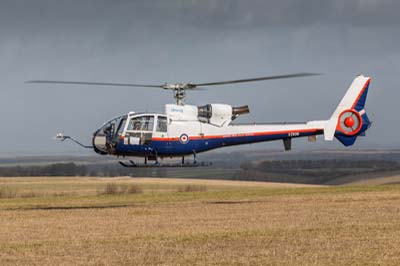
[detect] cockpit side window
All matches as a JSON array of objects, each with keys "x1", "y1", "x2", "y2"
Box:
[
  {"x1": 98, "y1": 115, "x2": 127, "y2": 136},
  {"x1": 127, "y1": 115, "x2": 155, "y2": 132},
  {"x1": 116, "y1": 118, "x2": 127, "y2": 136},
  {"x1": 156, "y1": 116, "x2": 168, "y2": 132}
]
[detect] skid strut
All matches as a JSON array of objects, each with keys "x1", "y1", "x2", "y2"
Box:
[
  {"x1": 118, "y1": 161, "x2": 210, "y2": 168},
  {"x1": 193, "y1": 150, "x2": 197, "y2": 164}
]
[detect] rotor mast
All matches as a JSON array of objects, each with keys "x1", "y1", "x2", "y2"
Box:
[
  {"x1": 161, "y1": 83, "x2": 195, "y2": 105},
  {"x1": 173, "y1": 88, "x2": 186, "y2": 105}
]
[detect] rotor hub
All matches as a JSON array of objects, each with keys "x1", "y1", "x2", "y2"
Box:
[{"x1": 162, "y1": 83, "x2": 195, "y2": 90}]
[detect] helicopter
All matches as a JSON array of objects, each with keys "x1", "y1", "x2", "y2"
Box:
[{"x1": 27, "y1": 73, "x2": 372, "y2": 167}]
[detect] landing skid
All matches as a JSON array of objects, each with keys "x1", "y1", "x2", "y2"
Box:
[
  {"x1": 118, "y1": 151, "x2": 210, "y2": 168},
  {"x1": 118, "y1": 160, "x2": 211, "y2": 168}
]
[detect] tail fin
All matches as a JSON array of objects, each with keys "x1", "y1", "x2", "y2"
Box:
[{"x1": 324, "y1": 75, "x2": 372, "y2": 146}]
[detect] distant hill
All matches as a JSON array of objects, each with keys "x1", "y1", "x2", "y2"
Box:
[
  {"x1": 235, "y1": 159, "x2": 400, "y2": 185},
  {"x1": 0, "y1": 149, "x2": 400, "y2": 184}
]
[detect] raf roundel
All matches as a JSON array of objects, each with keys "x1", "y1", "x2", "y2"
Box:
[{"x1": 179, "y1": 134, "x2": 190, "y2": 144}]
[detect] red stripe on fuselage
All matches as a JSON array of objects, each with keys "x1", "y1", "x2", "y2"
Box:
[{"x1": 151, "y1": 128, "x2": 321, "y2": 142}]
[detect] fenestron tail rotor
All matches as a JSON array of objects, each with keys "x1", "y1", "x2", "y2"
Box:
[{"x1": 26, "y1": 72, "x2": 321, "y2": 105}]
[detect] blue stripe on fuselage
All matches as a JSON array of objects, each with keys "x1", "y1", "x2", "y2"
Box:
[{"x1": 114, "y1": 130, "x2": 322, "y2": 156}]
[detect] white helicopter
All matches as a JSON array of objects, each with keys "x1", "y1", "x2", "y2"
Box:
[{"x1": 27, "y1": 73, "x2": 372, "y2": 167}]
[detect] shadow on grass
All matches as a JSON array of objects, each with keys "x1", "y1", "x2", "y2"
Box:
[
  {"x1": 6, "y1": 204, "x2": 136, "y2": 211},
  {"x1": 206, "y1": 200, "x2": 261, "y2": 205}
]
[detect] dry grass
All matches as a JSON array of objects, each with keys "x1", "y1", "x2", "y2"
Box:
[
  {"x1": 0, "y1": 177, "x2": 399, "y2": 266},
  {"x1": 0, "y1": 185, "x2": 76, "y2": 199},
  {"x1": 0, "y1": 186, "x2": 17, "y2": 198},
  {"x1": 177, "y1": 184, "x2": 207, "y2": 192}
]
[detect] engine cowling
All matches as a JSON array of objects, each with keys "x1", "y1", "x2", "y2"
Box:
[
  {"x1": 198, "y1": 104, "x2": 250, "y2": 126},
  {"x1": 165, "y1": 103, "x2": 250, "y2": 127}
]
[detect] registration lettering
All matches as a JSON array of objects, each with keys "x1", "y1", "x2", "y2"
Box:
[{"x1": 288, "y1": 132, "x2": 300, "y2": 137}]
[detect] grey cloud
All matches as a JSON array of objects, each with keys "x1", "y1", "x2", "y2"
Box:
[
  {"x1": 1, "y1": 0, "x2": 400, "y2": 34},
  {"x1": 0, "y1": 0, "x2": 399, "y2": 154}
]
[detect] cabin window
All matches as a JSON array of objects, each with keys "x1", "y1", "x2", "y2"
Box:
[
  {"x1": 156, "y1": 116, "x2": 168, "y2": 132},
  {"x1": 127, "y1": 116, "x2": 154, "y2": 131}
]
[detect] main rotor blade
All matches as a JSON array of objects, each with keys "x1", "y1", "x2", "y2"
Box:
[
  {"x1": 26, "y1": 72, "x2": 321, "y2": 90},
  {"x1": 193, "y1": 73, "x2": 320, "y2": 87},
  {"x1": 25, "y1": 80, "x2": 162, "y2": 88}
]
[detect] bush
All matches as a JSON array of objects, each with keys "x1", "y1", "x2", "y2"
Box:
[
  {"x1": 178, "y1": 184, "x2": 207, "y2": 193},
  {"x1": 98, "y1": 183, "x2": 143, "y2": 195},
  {"x1": 126, "y1": 185, "x2": 143, "y2": 194}
]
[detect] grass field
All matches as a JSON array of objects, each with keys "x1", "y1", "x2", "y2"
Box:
[{"x1": 1, "y1": 177, "x2": 400, "y2": 266}]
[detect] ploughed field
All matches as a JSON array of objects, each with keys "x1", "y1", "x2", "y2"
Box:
[{"x1": 0, "y1": 177, "x2": 400, "y2": 266}]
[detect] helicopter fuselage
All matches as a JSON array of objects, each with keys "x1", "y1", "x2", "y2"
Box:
[
  {"x1": 31, "y1": 73, "x2": 373, "y2": 165},
  {"x1": 93, "y1": 103, "x2": 323, "y2": 158},
  {"x1": 91, "y1": 75, "x2": 372, "y2": 162}
]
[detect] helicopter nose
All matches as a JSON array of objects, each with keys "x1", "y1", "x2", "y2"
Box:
[{"x1": 92, "y1": 131, "x2": 108, "y2": 155}]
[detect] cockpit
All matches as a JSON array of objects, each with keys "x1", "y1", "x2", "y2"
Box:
[
  {"x1": 92, "y1": 115, "x2": 127, "y2": 154},
  {"x1": 92, "y1": 113, "x2": 168, "y2": 155}
]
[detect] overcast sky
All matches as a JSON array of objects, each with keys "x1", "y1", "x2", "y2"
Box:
[{"x1": 0, "y1": 0, "x2": 399, "y2": 155}]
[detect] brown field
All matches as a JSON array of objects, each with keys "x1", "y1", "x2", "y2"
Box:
[
  {"x1": 1, "y1": 177, "x2": 400, "y2": 266},
  {"x1": 343, "y1": 174, "x2": 400, "y2": 186}
]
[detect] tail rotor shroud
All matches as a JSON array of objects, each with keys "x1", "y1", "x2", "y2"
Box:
[{"x1": 337, "y1": 109, "x2": 362, "y2": 135}]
